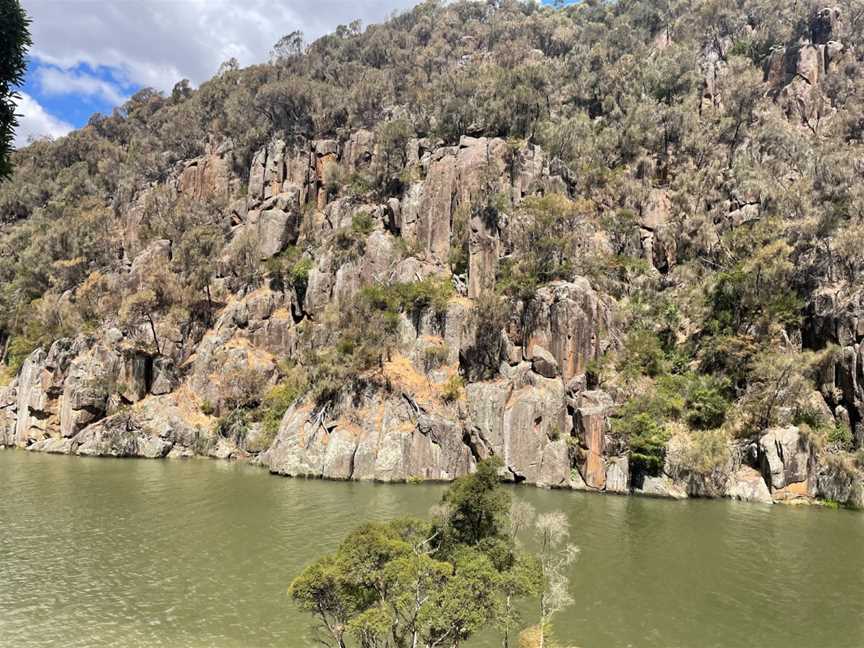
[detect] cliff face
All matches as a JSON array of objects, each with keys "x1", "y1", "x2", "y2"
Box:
[
  {"x1": 0, "y1": 134, "x2": 619, "y2": 489},
  {"x1": 2, "y1": 1, "x2": 864, "y2": 508}
]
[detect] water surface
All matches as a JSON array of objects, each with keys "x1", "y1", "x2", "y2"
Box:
[{"x1": 1, "y1": 451, "x2": 863, "y2": 647}]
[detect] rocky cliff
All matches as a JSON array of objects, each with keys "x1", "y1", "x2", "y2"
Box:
[{"x1": 2, "y1": 0, "x2": 864, "y2": 509}]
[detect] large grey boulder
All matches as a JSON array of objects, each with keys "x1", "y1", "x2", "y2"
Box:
[
  {"x1": 816, "y1": 454, "x2": 864, "y2": 507},
  {"x1": 605, "y1": 457, "x2": 630, "y2": 493},
  {"x1": 638, "y1": 475, "x2": 688, "y2": 500},
  {"x1": 256, "y1": 194, "x2": 300, "y2": 259},
  {"x1": 531, "y1": 345, "x2": 559, "y2": 379},
  {"x1": 727, "y1": 466, "x2": 772, "y2": 504},
  {"x1": 759, "y1": 426, "x2": 815, "y2": 495}
]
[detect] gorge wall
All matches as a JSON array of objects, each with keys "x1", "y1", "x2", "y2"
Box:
[{"x1": 2, "y1": 1, "x2": 864, "y2": 510}]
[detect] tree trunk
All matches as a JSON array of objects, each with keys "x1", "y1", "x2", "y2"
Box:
[
  {"x1": 205, "y1": 283, "x2": 213, "y2": 326},
  {"x1": 146, "y1": 313, "x2": 161, "y2": 354}
]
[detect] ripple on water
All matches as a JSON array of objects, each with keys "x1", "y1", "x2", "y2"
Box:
[{"x1": 2, "y1": 451, "x2": 864, "y2": 648}]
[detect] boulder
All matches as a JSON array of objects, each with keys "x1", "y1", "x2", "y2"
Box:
[
  {"x1": 638, "y1": 475, "x2": 688, "y2": 500},
  {"x1": 727, "y1": 466, "x2": 773, "y2": 504},
  {"x1": 605, "y1": 457, "x2": 629, "y2": 493},
  {"x1": 759, "y1": 426, "x2": 816, "y2": 496},
  {"x1": 573, "y1": 390, "x2": 613, "y2": 490},
  {"x1": 531, "y1": 345, "x2": 559, "y2": 379},
  {"x1": 257, "y1": 204, "x2": 299, "y2": 259}
]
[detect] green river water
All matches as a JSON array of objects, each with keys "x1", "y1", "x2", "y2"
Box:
[{"x1": 1, "y1": 450, "x2": 863, "y2": 648}]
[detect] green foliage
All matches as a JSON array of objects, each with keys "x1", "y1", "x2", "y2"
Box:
[
  {"x1": 442, "y1": 457, "x2": 509, "y2": 547},
  {"x1": 827, "y1": 423, "x2": 854, "y2": 451},
  {"x1": 375, "y1": 118, "x2": 413, "y2": 187},
  {"x1": 360, "y1": 276, "x2": 453, "y2": 322},
  {"x1": 440, "y1": 374, "x2": 465, "y2": 402},
  {"x1": 215, "y1": 408, "x2": 250, "y2": 446},
  {"x1": 738, "y1": 348, "x2": 827, "y2": 433},
  {"x1": 351, "y1": 212, "x2": 375, "y2": 236},
  {"x1": 0, "y1": 0, "x2": 31, "y2": 179},
  {"x1": 289, "y1": 459, "x2": 543, "y2": 648},
  {"x1": 614, "y1": 368, "x2": 730, "y2": 475},
  {"x1": 685, "y1": 376, "x2": 731, "y2": 430},
  {"x1": 618, "y1": 329, "x2": 667, "y2": 379},
  {"x1": 705, "y1": 240, "x2": 802, "y2": 337},
  {"x1": 256, "y1": 366, "x2": 309, "y2": 443},
  {"x1": 616, "y1": 409, "x2": 671, "y2": 476},
  {"x1": 266, "y1": 246, "x2": 313, "y2": 302},
  {"x1": 497, "y1": 194, "x2": 586, "y2": 301}
]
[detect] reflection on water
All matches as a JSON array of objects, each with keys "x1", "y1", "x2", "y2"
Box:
[{"x1": 1, "y1": 450, "x2": 863, "y2": 648}]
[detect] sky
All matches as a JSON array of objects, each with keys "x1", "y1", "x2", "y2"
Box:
[
  {"x1": 15, "y1": 0, "x2": 566, "y2": 148},
  {"x1": 14, "y1": 0, "x2": 425, "y2": 147}
]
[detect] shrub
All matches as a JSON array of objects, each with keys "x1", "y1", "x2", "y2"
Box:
[
  {"x1": 618, "y1": 329, "x2": 667, "y2": 379},
  {"x1": 441, "y1": 374, "x2": 465, "y2": 403},
  {"x1": 256, "y1": 367, "x2": 309, "y2": 443},
  {"x1": 215, "y1": 408, "x2": 250, "y2": 446},
  {"x1": 359, "y1": 277, "x2": 453, "y2": 321},
  {"x1": 685, "y1": 377, "x2": 730, "y2": 430},
  {"x1": 828, "y1": 423, "x2": 854, "y2": 451},
  {"x1": 288, "y1": 257, "x2": 313, "y2": 303},
  {"x1": 351, "y1": 212, "x2": 375, "y2": 237},
  {"x1": 423, "y1": 343, "x2": 450, "y2": 373},
  {"x1": 396, "y1": 277, "x2": 453, "y2": 319},
  {"x1": 615, "y1": 410, "x2": 670, "y2": 476}
]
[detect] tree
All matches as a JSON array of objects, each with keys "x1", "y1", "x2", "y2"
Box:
[
  {"x1": 172, "y1": 224, "x2": 225, "y2": 322},
  {"x1": 738, "y1": 347, "x2": 830, "y2": 432},
  {"x1": 290, "y1": 459, "x2": 550, "y2": 648},
  {"x1": 119, "y1": 265, "x2": 180, "y2": 354},
  {"x1": 0, "y1": 0, "x2": 31, "y2": 178},
  {"x1": 533, "y1": 513, "x2": 579, "y2": 648},
  {"x1": 441, "y1": 456, "x2": 510, "y2": 547},
  {"x1": 271, "y1": 30, "x2": 305, "y2": 65}
]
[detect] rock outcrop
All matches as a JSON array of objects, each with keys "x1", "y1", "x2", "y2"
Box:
[{"x1": 1, "y1": 114, "x2": 859, "y2": 513}]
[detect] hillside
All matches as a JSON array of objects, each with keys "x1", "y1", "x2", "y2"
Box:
[{"x1": 1, "y1": 0, "x2": 863, "y2": 506}]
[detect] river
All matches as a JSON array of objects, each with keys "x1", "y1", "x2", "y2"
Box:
[{"x1": 1, "y1": 450, "x2": 863, "y2": 648}]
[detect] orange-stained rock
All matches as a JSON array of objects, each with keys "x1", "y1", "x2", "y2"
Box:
[{"x1": 574, "y1": 390, "x2": 613, "y2": 490}]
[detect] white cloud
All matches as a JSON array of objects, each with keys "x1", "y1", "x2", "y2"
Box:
[
  {"x1": 23, "y1": 0, "x2": 421, "y2": 93},
  {"x1": 13, "y1": 92, "x2": 74, "y2": 147},
  {"x1": 36, "y1": 66, "x2": 129, "y2": 105}
]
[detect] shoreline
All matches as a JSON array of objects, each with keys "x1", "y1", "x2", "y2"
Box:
[{"x1": 3, "y1": 443, "x2": 848, "y2": 511}]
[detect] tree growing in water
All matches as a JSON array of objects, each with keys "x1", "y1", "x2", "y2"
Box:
[{"x1": 288, "y1": 458, "x2": 578, "y2": 648}]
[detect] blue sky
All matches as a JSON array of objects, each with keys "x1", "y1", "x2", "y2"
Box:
[
  {"x1": 22, "y1": 60, "x2": 138, "y2": 129},
  {"x1": 16, "y1": 0, "x2": 571, "y2": 147}
]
